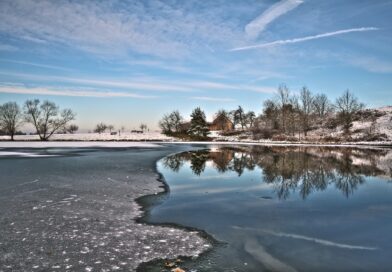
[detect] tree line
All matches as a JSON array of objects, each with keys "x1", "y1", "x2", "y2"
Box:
[
  {"x1": 159, "y1": 106, "x2": 256, "y2": 139},
  {"x1": 0, "y1": 99, "x2": 76, "y2": 141},
  {"x1": 159, "y1": 85, "x2": 366, "y2": 140},
  {"x1": 255, "y1": 86, "x2": 364, "y2": 139}
]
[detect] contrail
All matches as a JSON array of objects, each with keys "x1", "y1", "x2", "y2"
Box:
[
  {"x1": 245, "y1": 0, "x2": 303, "y2": 39},
  {"x1": 231, "y1": 27, "x2": 379, "y2": 51}
]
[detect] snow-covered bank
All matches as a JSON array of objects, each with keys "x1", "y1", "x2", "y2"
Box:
[
  {"x1": 169, "y1": 140, "x2": 392, "y2": 148},
  {"x1": 0, "y1": 131, "x2": 174, "y2": 142},
  {"x1": 0, "y1": 141, "x2": 162, "y2": 148},
  {"x1": 1, "y1": 139, "x2": 391, "y2": 149}
]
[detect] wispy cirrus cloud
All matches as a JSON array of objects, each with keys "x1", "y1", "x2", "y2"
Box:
[
  {"x1": 347, "y1": 56, "x2": 392, "y2": 74},
  {"x1": 0, "y1": 0, "x2": 242, "y2": 58},
  {"x1": 0, "y1": 59, "x2": 73, "y2": 71},
  {"x1": 245, "y1": 0, "x2": 303, "y2": 40},
  {"x1": 0, "y1": 43, "x2": 18, "y2": 51},
  {"x1": 0, "y1": 84, "x2": 156, "y2": 99},
  {"x1": 232, "y1": 27, "x2": 379, "y2": 51},
  {"x1": 0, "y1": 71, "x2": 194, "y2": 93},
  {"x1": 0, "y1": 71, "x2": 276, "y2": 94}
]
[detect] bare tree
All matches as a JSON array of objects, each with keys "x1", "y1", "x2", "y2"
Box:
[
  {"x1": 107, "y1": 125, "x2": 114, "y2": 133},
  {"x1": 276, "y1": 84, "x2": 290, "y2": 133},
  {"x1": 159, "y1": 113, "x2": 173, "y2": 134},
  {"x1": 0, "y1": 102, "x2": 23, "y2": 141},
  {"x1": 67, "y1": 124, "x2": 79, "y2": 134},
  {"x1": 299, "y1": 87, "x2": 313, "y2": 136},
  {"x1": 262, "y1": 99, "x2": 280, "y2": 130},
  {"x1": 140, "y1": 123, "x2": 147, "y2": 132},
  {"x1": 313, "y1": 94, "x2": 332, "y2": 118},
  {"x1": 279, "y1": 95, "x2": 299, "y2": 137},
  {"x1": 94, "y1": 122, "x2": 107, "y2": 134},
  {"x1": 245, "y1": 111, "x2": 256, "y2": 128},
  {"x1": 169, "y1": 110, "x2": 183, "y2": 132},
  {"x1": 24, "y1": 99, "x2": 75, "y2": 141},
  {"x1": 335, "y1": 90, "x2": 364, "y2": 134},
  {"x1": 159, "y1": 110, "x2": 183, "y2": 134}
]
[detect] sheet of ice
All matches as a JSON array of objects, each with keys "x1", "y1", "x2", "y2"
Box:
[
  {"x1": 0, "y1": 151, "x2": 58, "y2": 157},
  {"x1": 0, "y1": 141, "x2": 162, "y2": 148},
  {"x1": 0, "y1": 132, "x2": 173, "y2": 142}
]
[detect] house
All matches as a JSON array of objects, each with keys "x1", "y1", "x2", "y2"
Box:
[{"x1": 208, "y1": 113, "x2": 234, "y2": 131}]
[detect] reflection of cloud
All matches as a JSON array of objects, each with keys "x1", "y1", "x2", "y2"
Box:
[
  {"x1": 173, "y1": 182, "x2": 272, "y2": 195},
  {"x1": 190, "y1": 174, "x2": 233, "y2": 180},
  {"x1": 234, "y1": 226, "x2": 378, "y2": 251},
  {"x1": 244, "y1": 239, "x2": 297, "y2": 272}
]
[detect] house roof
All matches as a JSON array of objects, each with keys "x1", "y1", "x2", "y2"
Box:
[{"x1": 211, "y1": 113, "x2": 234, "y2": 125}]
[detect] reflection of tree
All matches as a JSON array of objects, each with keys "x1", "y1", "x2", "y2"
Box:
[
  {"x1": 161, "y1": 146, "x2": 390, "y2": 199},
  {"x1": 332, "y1": 152, "x2": 365, "y2": 197},
  {"x1": 190, "y1": 151, "x2": 209, "y2": 176},
  {"x1": 162, "y1": 155, "x2": 184, "y2": 172}
]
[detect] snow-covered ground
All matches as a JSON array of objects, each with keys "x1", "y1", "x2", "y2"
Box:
[
  {"x1": 0, "y1": 131, "x2": 174, "y2": 142},
  {"x1": 213, "y1": 106, "x2": 392, "y2": 146},
  {"x1": 1, "y1": 107, "x2": 391, "y2": 146},
  {"x1": 0, "y1": 141, "x2": 162, "y2": 149}
]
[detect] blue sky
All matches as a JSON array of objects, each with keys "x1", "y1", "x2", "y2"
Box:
[{"x1": 0, "y1": 0, "x2": 391, "y2": 131}]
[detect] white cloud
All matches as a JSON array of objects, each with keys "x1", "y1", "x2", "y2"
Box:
[
  {"x1": 347, "y1": 56, "x2": 392, "y2": 74},
  {"x1": 0, "y1": 71, "x2": 276, "y2": 94},
  {"x1": 0, "y1": 85, "x2": 156, "y2": 99},
  {"x1": 245, "y1": 0, "x2": 303, "y2": 40},
  {"x1": 0, "y1": 0, "x2": 242, "y2": 58},
  {"x1": 0, "y1": 43, "x2": 18, "y2": 51},
  {"x1": 0, "y1": 59, "x2": 72, "y2": 71},
  {"x1": 232, "y1": 27, "x2": 379, "y2": 51},
  {"x1": 0, "y1": 71, "x2": 194, "y2": 93},
  {"x1": 190, "y1": 96, "x2": 235, "y2": 102}
]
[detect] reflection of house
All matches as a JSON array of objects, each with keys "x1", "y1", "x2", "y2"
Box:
[
  {"x1": 209, "y1": 149, "x2": 235, "y2": 171},
  {"x1": 208, "y1": 113, "x2": 234, "y2": 131}
]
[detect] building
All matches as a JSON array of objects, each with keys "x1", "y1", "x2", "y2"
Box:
[{"x1": 208, "y1": 113, "x2": 234, "y2": 131}]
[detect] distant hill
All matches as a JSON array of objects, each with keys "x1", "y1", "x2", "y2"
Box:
[
  {"x1": 214, "y1": 106, "x2": 392, "y2": 144},
  {"x1": 308, "y1": 106, "x2": 392, "y2": 142}
]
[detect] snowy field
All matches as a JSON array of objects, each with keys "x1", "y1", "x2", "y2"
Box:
[
  {"x1": 0, "y1": 131, "x2": 174, "y2": 142},
  {"x1": 0, "y1": 141, "x2": 162, "y2": 149}
]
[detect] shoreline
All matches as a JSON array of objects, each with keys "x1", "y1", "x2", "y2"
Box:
[
  {"x1": 135, "y1": 156, "x2": 219, "y2": 271},
  {"x1": 1, "y1": 140, "x2": 391, "y2": 149}
]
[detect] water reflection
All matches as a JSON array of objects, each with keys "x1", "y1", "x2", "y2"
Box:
[
  {"x1": 162, "y1": 146, "x2": 391, "y2": 199},
  {"x1": 149, "y1": 146, "x2": 392, "y2": 272}
]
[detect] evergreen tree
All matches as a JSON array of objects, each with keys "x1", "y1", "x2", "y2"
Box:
[{"x1": 188, "y1": 107, "x2": 209, "y2": 137}]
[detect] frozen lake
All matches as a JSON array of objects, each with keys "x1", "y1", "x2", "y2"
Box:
[{"x1": 0, "y1": 145, "x2": 208, "y2": 271}]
